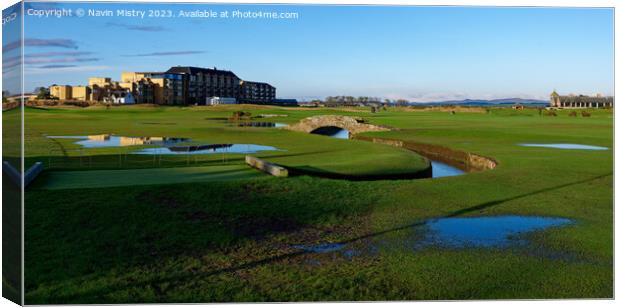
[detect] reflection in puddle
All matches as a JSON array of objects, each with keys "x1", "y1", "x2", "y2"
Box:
[
  {"x1": 519, "y1": 143, "x2": 608, "y2": 150},
  {"x1": 235, "y1": 122, "x2": 288, "y2": 128},
  {"x1": 293, "y1": 215, "x2": 574, "y2": 258},
  {"x1": 311, "y1": 127, "x2": 350, "y2": 139},
  {"x1": 133, "y1": 144, "x2": 280, "y2": 155},
  {"x1": 47, "y1": 135, "x2": 190, "y2": 148},
  {"x1": 321, "y1": 129, "x2": 465, "y2": 178},
  {"x1": 431, "y1": 161, "x2": 465, "y2": 178},
  {"x1": 415, "y1": 215, "x2": 574, "y2": 248}
]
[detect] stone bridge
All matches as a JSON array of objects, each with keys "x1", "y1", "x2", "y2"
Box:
[{"x1": 285, "y1": 115, "x2": 391, "y2": 135}]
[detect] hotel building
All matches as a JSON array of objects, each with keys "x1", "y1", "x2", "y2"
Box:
[
  {"x1": 165, "y1": 66, "x2": 242, "y2": 105},
  {"x1": 121, "y1": 72, "x2": 184, "y2": 105},
  {"x1": 49, "y1": 66, "x2": 277, "y2": 105},
  {"x1": 239, "y1": 80, "x2": 276, "y2": 104}
]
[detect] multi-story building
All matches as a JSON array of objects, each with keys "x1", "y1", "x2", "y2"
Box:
[
  {"x1": 87, "y1": 77, "x2": 117, "y2": 101},
  {"x1": 49, "y1": 85, "x2": 72, "y2": 100},
  {"x1": 72, "y1": 86, "x2": 91, "y2": 101},
  {"x1": 49, "y1": 66, "x2": 277, "y2": 105},
  {"x1": 88, "y1": 77, "x2": 112, "y2": 88},
  {"x1": 165, "y1": 66, "x2": 241, "y2": 105},
  {"x1": 239, "y1": 80, "x2": 276, "y2": 104},
  {"x1": 121, "y1": 71, "x2": 183, "y2": 105},
  {"x1": 120, "y1": 72, "x2": 150, "y2": 103},
  {"x1": 550, "y1": 91, "x2": 614, "y2": 108}
]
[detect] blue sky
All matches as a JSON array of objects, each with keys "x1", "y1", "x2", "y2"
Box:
[{"x1": 3, "y1": 2, "x2": 614, "y2": 101}]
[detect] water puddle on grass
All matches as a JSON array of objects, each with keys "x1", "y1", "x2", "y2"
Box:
[
  {"x1": 235, "y1": 122, "x2": 288, "y2": 128},
  {"x1": 413, "y1": 215, "x2": 574, "y2": 248},
  {"x1": 205, "y1": 118, "x2": 288, "y2": 128},
  {"x1": 133, "y1": 144, "x2": 281, "y2": 155},
  {"x1": 293, "y1": 215, "x2": 574, "y2": 259},
  {"x1": 311, "y1": 127, "x2": 350, "y2": 139},
  {"x1": 518, "y1": 143, "x2": 608, "y2": 150},
  {"x1": 47, "y1": 135, "x2": 190, "y2": 148},
  {"x1": 431, "y1": 161, "x2": 465, "y2": 178},
  {"x1": 314, "y1": 128, "x2": 465, "y2": 178},
  {"x1": 47, "y1": 135, "x2": 282, "y2": 154}
]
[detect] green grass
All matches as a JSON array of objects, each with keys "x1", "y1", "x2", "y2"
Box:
[
  {"x1": 37, "y1": 165, "x2": 267, "y2": 190},
  {"x1": 21, "y1": 105, "x2": 429, "y2": 178},
  {"x1": 20, "y1": 105, "x2": 613, "y2": 303}
]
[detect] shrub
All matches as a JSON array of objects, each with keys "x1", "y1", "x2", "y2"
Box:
[
  {"x1": 544, "y1": 110, "x2": 557, "y2": 117},
  {"x1": 230, "y1": 111, "x2": 252, "y2": 120}
]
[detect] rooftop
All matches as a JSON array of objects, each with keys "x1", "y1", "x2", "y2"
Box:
[{"x1": 166, "y1": 66, "x2": 239, "y2": 78}]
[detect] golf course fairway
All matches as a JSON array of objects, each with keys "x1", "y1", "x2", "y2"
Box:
[{"x1": 15, "y1": 105, "x2": 612, "y2": 303}]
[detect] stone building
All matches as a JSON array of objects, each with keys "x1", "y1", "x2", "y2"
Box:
[
  {"x1": 239, "y1": 80, "x2": 276, "y2": 104},
  {"x1": 550, "y1": 91, "x2": 613, "y2": 108},
  {"x1": 49, "y1": 85, "x2": 72, "y2": 100}
]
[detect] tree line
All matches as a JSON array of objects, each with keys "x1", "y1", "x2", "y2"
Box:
[{"x1": 311, "y1": 96, "x2": 411, "y2": 107}]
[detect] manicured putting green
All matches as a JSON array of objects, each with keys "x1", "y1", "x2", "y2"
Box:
[{"x1": 39, "y1": 165, "x2": 267, "y2": 190}]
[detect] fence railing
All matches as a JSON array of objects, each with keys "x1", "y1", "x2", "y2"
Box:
[{"x1": 42, "y1": 144, "x2": 236, "y2": 170}]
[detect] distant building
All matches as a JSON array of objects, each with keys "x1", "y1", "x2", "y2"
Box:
[
  {"x1": 50, "y1": 85, "x2": 72, "y2": 100},
  {"x1": 121, "y1": 71, "x2": 184, "y2": 105},
  {"x1": 239, "y1": 80, "x2": 276, "y2": 104},
  {"x1": 272, "y1": 98, "x2": 298, "y2": 106},
  {"x1": 88, "y1": 77, "x2": 112, "y2": 87},
  {"x1": 166, "y1": 66, "x2": 241, "y2": 105},
  {"x1": 110, "y1": 91, "x2": 135, "y2": 104},
  {"x1": 72, "y1": 86, "x2": 91, "y2": 101},
  {"x1": 49, "y1": 66, "x2": 277, "y2": 105},
  {"x1": 550, "y1": 91, "x2": 613, "y2": 108},
  {"x1": 206, "y1": 96, "x2": 237, "y2": 105}
]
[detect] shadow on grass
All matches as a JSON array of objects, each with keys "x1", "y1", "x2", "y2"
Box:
[
  {"x1": 49, "y1": 172, "x2": 612, "y2": 302},
  {"x1": 288, "y1": 164, "x2": 432, "y2": 181},
  {"x1": 25, "y1": 150, "x2": 337, "y2": 173}
]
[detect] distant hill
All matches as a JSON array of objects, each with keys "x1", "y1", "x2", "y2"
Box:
[{"x1": 411, "y1": 98, "x2": 548, "y2": 106}]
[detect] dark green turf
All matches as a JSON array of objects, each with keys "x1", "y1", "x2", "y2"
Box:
[{"x1": 38, "y1": 165, "x2": 267, "y2": 190}]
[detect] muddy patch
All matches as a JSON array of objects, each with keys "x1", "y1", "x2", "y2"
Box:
[
  {"x1": 233, "y1": 217, "x2": 303, "y2": 239},
  {"x1": 354, "y1": 136, "x2": 497, "y2": 172}
]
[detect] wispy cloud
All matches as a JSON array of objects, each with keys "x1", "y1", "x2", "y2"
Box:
[
  {"x1": 4, "y1": 51, "x2": 95, "y2": 63},
  {"x1": 25, "y1": 57, "x2": 100, "y2": 65},
  {"x1": 125, "y1": 50, "x2": 207, "y2": 57},
  {"x1": 3, "y1": 38, "x2": 79, "y2": 52},
  {"x1": 38, "y1": 64, "x2": 78, "y2": 69},
  {"x1": 106, "y1": 22, "x2": 168, "y2": 32},
  {"x1": 27, "y1": 51, "x2": 94, "y2": 58},
  {"x1": 3, "y1": 51, "x2": 99, "y2": 71},
  {"x1": 3, "y1": 56, "x2": 99, "y2": 70}
]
